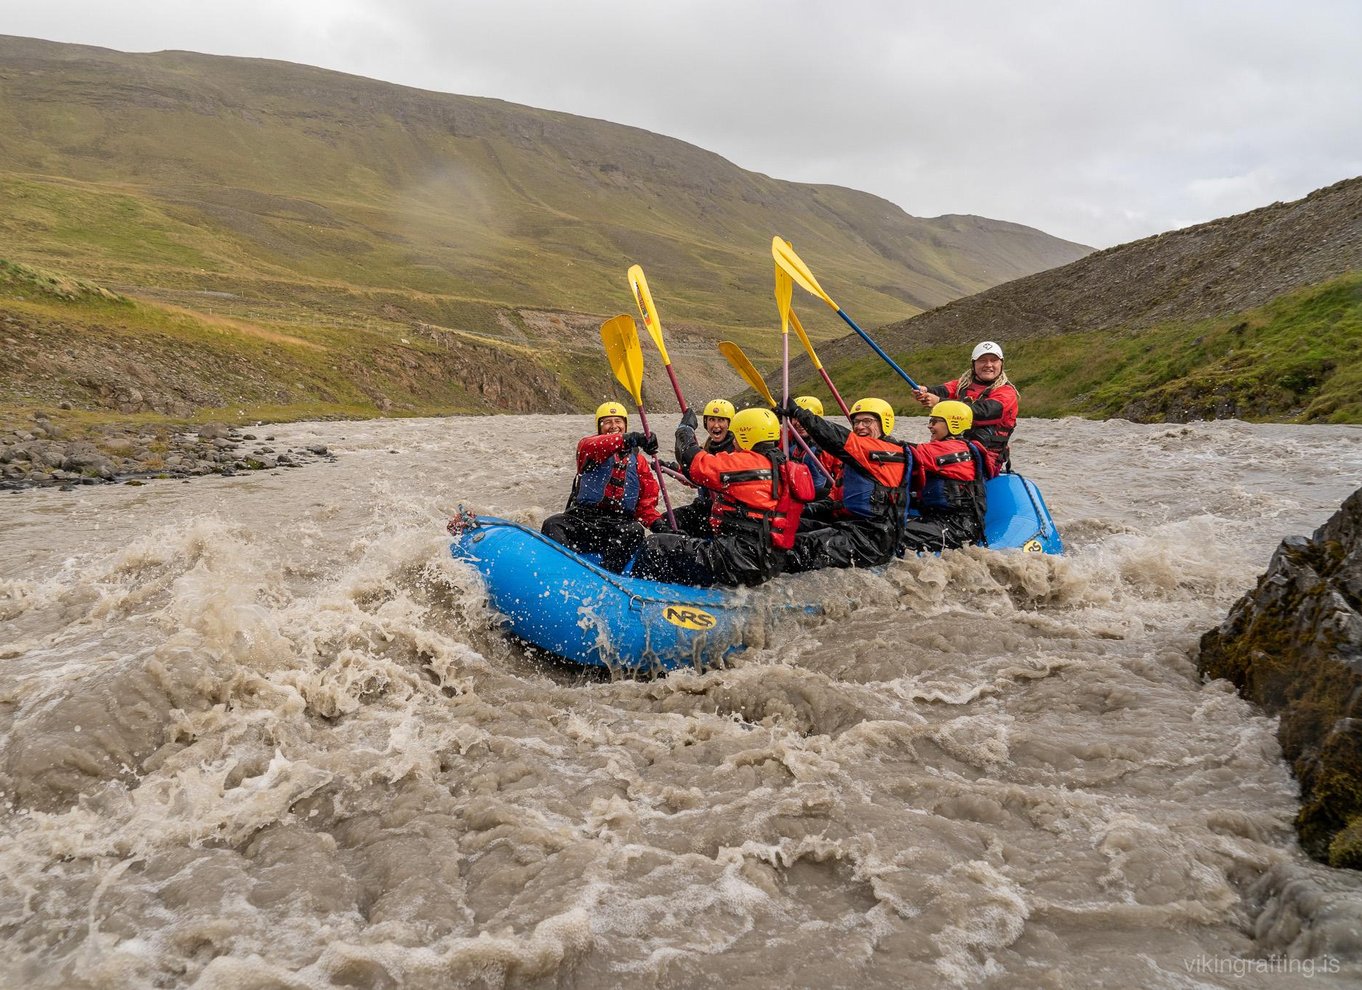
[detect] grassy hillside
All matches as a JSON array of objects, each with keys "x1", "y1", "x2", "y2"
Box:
[
  {"x1": 0, "y1": 36, "x2": 1088, "y2": 351},
  {"x1": 783, "y1": 272, "x2": 1362, "y2": 426},
  {"x1": 0, "y1": 259, "x2": 616, "y2": 427}
]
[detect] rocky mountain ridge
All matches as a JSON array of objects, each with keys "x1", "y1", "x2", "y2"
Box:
[{"x1": 867, "y1": 177, "x2": 1362, "y2": 352}]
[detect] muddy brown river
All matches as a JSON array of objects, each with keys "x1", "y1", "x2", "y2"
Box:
[{"x1": 2, "y1": 414, "x2": 1361, "y2": 988}]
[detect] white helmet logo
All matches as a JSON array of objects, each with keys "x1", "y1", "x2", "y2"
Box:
[{"x1": 972, "y1": 340, "x2": 1003, "y2": 361}]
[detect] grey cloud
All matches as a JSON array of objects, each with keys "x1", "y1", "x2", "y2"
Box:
[{"x1": 6, "y1": 0, "x2": 1361, "y2": 247}]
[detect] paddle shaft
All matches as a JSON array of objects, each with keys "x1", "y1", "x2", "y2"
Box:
[
  {"x1": 781, "y1": 327, "x2": 791, "y2": 455},
  {"x1": 662, "y1": 362, "x2": 689, "y2": 414},
  {"x1": 654, "y1": 461, "x2": 697, "y2": 488},
  {"x1": 788, "y1": 426, "x2": 835, "y2": 484},
  {"x1": 819, "y1": 368, "x2": 851, "y2": 419},
  {"x1": 634, "y1": 405, "x2": 678, "y2": 528},
  {"x1": 835, "y1": 308, "x2": 919, "y2": 390}
]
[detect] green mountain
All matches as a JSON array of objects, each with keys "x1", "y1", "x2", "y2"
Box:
[
  {"x1": 782, "y1": 177, "x2": 1362, "y2": 425},
  {"x1": 0, "y1": 35, "x2": 1090, "y2": 428}
]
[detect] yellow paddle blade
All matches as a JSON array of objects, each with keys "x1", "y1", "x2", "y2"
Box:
[
  {"x1": 789, "y1": 308, "x2": 824, "y2": 371},
  {"x1": 601, "y1": 314, "x2": 644, "y2": 405},
  {"x1": 717, "y1": 340, "x2": 775, "y2": 407},
  {"x1": 772, "y1": 236, "x2": 837, "y2": 311},
  {"x1": 627, "y1": 264, "x2": 672, "y2": 366},
  {"x1": 772, "y1": 237, "x2": 793, "y2": 335}
]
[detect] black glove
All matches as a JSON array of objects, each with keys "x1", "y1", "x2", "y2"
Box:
[
  {"x1": 681, "y1": 408, "x2": 698, "y2": 430},
  {"x1": 675, "y1": 425, "x2": 700, "y2": 467},
  {"x1": 623, "y1": 431, "x2": 648, "y2": 449},
  {"x1": 774, "y1": 401, "x2": 802, "y2": 422},
  {"x1": 650, "y1": 517, "x2": 674, "y2": 534},
  {"x1": 640, "y1": 432, "x2": 659, "y2": 455}
]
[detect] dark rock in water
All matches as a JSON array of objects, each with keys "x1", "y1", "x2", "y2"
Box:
[{"x1": 1199, "y1": 486, "x2": 1362, "y2": 869}]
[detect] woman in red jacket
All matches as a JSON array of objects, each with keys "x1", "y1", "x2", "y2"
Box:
[
  {"x1": 913, "y1": 340, "x2": 1018, "y2": 472},
  {"x1": 540, "y1": 401, "x2": 660, "y2": 572}
]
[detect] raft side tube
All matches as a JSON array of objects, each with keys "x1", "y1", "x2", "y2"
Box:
[
  {"x1": 983, "y1": 473, "x2": 1064, "y2": 554},
  {"x1": 450, "y1": 517, "x2": 759, "y2": 670}
]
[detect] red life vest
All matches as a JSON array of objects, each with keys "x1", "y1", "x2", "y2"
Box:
[
  {"x1": 697, "y1": 448, "x2": 815, "y2": 550},
  {"x1": 945, "y1": 379, "x2": 1018, "y2": 456}
]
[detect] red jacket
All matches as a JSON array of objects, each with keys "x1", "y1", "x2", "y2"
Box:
[
  {"x1": 934, "y1": 378, "x2": 1018, "y2": 458},
  {"x1": 907, "y1": 436, "x2": 994, "y2": 517},
  {"x1": 686, "y1": 447, "x2": 781, "y2": 521}
]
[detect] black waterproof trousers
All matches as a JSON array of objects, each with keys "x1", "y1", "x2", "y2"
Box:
[
  {"x1": 786, "y1": 517, "x2": 900, "y2": 572},
  {"x1": 540, "y1": 506, "x2": 645, "y2": 574},
  {"x1": 655, "y1": 496, "x2": 713, "y2": 538},
  {"x1": 899, "y1": 511, "x2": 983, "y2": 554},
  {"x1": 632, "y1": 528, "x2": 784, "y2": 588}
]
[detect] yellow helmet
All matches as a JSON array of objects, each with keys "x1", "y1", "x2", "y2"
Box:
[
  {"x1": 849, "y1": 397, "x2": 893, "y2": 436},
  {"x1": 595, "y1": 401, "x2": 628, "y2": 430},
  {"x1": 932, "y1": 400, "x2": 973, "y2": 436},
  {"x1": 731, "y1": 407, "x2": 781, "y2": 450},
  {"x1": 702, "y1": 399, "x2": 736, "y2": 421},
  {"x1": 793, "y1": 395, "x2": 824, "y2": 417}
]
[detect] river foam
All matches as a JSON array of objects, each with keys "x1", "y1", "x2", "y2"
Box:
[{"x1": 2, "y1": 415, "x2": 1361, "y2": 988}]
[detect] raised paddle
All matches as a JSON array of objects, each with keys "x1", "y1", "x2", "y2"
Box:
[
  {"x1": 772, "y1": 246, "x2": 793, "y2": 455},
  {"x1": 627, "y1": 264, "x2": 689, "y2": 414},
  {"x1": 789, "y1": 308, "x2": 851, "y2": 418},
  {"x1": 716, "y1": 340, "x2": 835, "y2": 484},
  {"x1": 771, "y1": 237, "x2": 920, "y2": 390},
  {"x1": 601, "y1": 314, "x2": 677, "y2": 529}
]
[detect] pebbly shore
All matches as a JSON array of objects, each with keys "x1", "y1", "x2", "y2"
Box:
[{"x1": 1, "y1": 413, "x2": 336, "y2": 491}]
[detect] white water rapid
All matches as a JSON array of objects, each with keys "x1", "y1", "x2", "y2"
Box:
[{"x1": 3, "y1": 415, "x2": 1362, "y2": 989}]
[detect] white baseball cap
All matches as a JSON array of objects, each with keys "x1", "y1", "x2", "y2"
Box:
[{"x1": 971, "y1": 340, "x2": 1003, "y2": 361}]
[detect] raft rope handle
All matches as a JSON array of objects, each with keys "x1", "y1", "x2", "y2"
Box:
[
  {"x1": 446, "y1": 504, "x2": 481, "y2": 537},
  {"x1": 1019, "y1": 479, "x2": 1050, "y2": 539}
]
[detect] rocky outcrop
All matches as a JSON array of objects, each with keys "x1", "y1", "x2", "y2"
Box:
[{"x1": 1198, "y1": 487, "x2": 1362, "y2": 868}]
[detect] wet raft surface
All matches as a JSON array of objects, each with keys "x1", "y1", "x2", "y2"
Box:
[{"x1": 3, "y1": 415, "x2": 1362, "y2": 988}]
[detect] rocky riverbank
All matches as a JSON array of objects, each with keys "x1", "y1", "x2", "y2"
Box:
[
  {"x1": 1198, "y1": 485, "x2": 1362, "y2": 868},
  {"x1": 1, "y1": 413, "x2": 336, "y2": 491}
]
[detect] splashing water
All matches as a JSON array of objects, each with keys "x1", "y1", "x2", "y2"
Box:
[{"x1": 2, "y1": 415, "x2": 1361, "y2": 988}]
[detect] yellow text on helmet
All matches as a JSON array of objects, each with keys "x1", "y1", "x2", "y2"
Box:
[{"x1": 932, "y1": 400, "x2": 973, "y2": 436}]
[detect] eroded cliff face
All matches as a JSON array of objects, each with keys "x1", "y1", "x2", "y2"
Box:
[{"x1": 1199, "y1": 486, "x2": 1362, "y2": 868}]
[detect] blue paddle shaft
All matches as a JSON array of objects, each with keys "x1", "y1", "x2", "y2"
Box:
[{"x1": 836, "y1": 309, "x2": 919, "y2": 391}]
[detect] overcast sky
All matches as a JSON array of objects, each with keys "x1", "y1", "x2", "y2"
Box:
[{"x1": 6, "y1": 1, "x2": 1360, "y2": 248}]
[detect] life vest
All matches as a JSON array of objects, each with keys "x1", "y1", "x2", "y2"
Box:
[
  {"x1": 708, "y1": 449, "x2": 815, "y2": 550},
  {"x1": 838, "y1": 440, "x2": 912, "y2": 526},
  {"x1": 574, "y1": 447, "x2": 640, "y2": 514},
  {"x1": 947, "y1": 379, "x2": 1017, "y2": 456},
  {"x1": 917, "y1": 439, "x2": 989, "y2": 534}
]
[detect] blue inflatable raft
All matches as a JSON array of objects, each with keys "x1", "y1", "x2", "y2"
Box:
[
  {"x1": 450, "y1": 473, "x2": 1062, "y2": 672},
  {"x1": 449, "y1": 516, "x2": 783, "y2": 673}
]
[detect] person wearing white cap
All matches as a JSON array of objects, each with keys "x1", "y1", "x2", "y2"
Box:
[{"x1": 912, "y1": 340, "x2": 1018, "y2": 472}]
